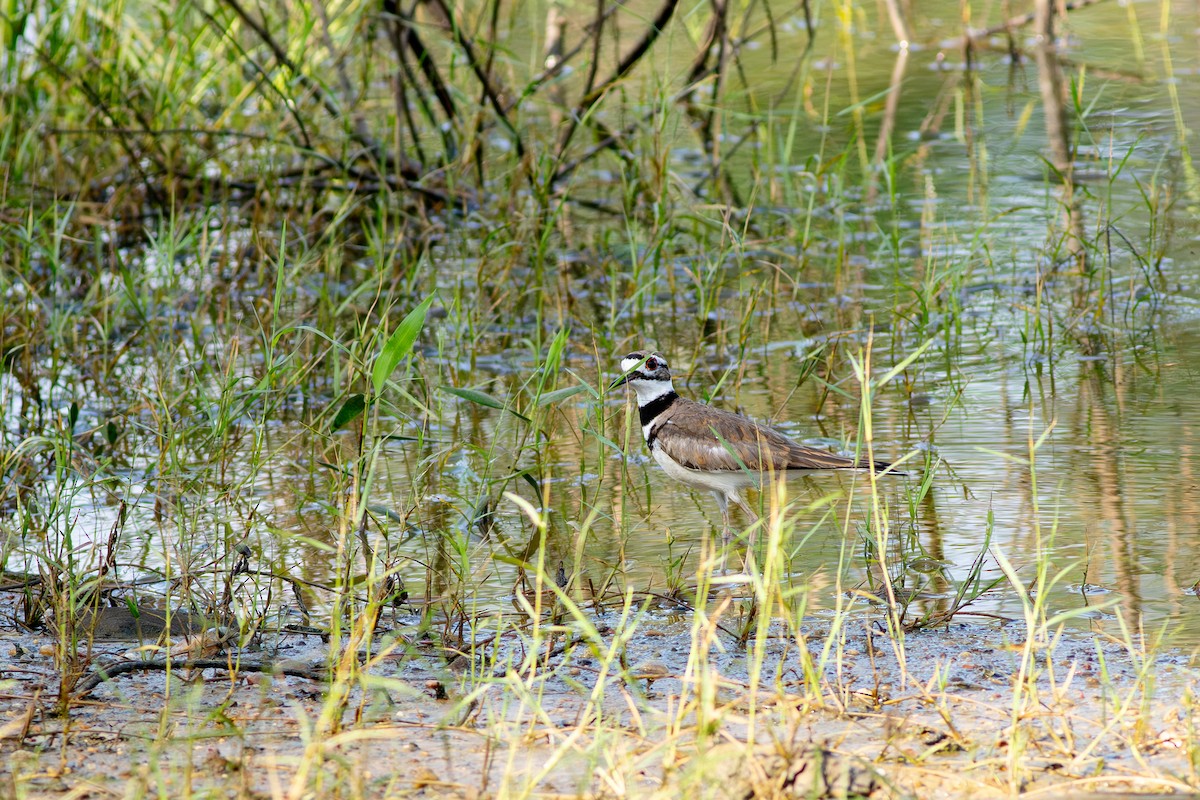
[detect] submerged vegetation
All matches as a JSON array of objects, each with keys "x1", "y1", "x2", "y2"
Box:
[{"x1": 3, "y1": 0, "x2": 1200, "y2": 796}]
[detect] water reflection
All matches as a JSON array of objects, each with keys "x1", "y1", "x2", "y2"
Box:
[
  {"x1": 1034, "y1": 37, "x2": 1087, "y2": 269},
  {"x1": 8, "y1": 1, "x2": 1200, "y2": 649},
  {"x1": 35, "y1": 314, "x2": 1200, "y2": 641}
]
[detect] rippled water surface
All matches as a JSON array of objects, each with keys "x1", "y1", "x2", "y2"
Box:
[{"x1": 8, "y1": 0, "x2": 1200, "y2": 647}]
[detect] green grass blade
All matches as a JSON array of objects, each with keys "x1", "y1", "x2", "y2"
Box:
[{"x1": 372, "y1": 295, "x2": 434, "y2": 394}]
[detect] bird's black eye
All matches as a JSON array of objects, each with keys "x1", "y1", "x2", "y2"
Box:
[{"x1": 646, "y1": 357, "x2": 659, "y2": 370}]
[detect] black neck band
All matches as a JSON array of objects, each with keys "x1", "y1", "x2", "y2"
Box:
[{"x1": 639, "y1": 391, "x2": 678, "y2": 428}]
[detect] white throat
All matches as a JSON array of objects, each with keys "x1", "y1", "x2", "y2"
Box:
[{"x1": 629, "y1": 377, "x2": 675, "y2": 407}]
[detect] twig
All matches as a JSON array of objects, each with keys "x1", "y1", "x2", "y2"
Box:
[
  {"x1": 958, "y1": 0, "x2": 1108, "y2": 42},
  {"x1": 553, "y1": 0, "x2": 680, "y2": 165},
  {"x1": 74, "y1": 657, "x2": 327, "y2": 697},
  {"x1": 427, "y1": 0, "x2": 526, "y2": 158},
  {"x1": 219, "y1": 0, "x2": 348, "y2": 141},
  {"x1": 33, "y1": 46, "x2": 162, "y2": 205},
  {"x1": 383, "y1": 0, "x2": 459, "y2": 160},
  {"x1": 552, "y1": 8, "x2": 775, "y2": 189},
  {"x1": 196, "y1": 2, "x2": 314, "y2": 149},
  {"x1": 502, "y1": 4, "x2": 624, "y2": 115},
  {"x1": 313, "y1": 0, "x2": 373, "y2": 147}
]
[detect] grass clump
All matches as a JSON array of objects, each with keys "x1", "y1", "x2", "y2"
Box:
[{"x1": 3, "y1": 0, "x2": 1200, "y2": 797}]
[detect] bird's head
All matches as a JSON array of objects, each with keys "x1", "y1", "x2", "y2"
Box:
[{"x1": 611, "y1": 351, "x2": 675, "y2": 401}]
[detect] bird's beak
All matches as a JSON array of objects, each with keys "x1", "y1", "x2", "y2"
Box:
[{"x1": 611, "y1": 355, "x2": 651, "y2": 391}]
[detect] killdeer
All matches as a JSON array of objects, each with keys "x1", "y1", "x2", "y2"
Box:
[{"x1": 612, "y1": 351, "x2": 898, "y2": 545}]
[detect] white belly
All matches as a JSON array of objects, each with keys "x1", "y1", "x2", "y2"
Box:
[{"x1": 651, "y1": 442, "x2": 758, "y2": 495}]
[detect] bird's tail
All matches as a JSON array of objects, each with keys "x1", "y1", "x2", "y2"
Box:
[{"x1": 857, "y1": 457, "x2": 907, "y2": 476}]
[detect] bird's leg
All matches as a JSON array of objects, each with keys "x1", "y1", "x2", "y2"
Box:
[
  {"x1": 729, "y1": 492, "x2": 761, "y2": 548},
  {"x1": 712, "y1": 491, "x2": 733, "y2": 549}
]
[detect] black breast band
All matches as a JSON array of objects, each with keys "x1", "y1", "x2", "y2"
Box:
[{"x1": 640, "y1": 392, "x2": 678, "y2": 448}]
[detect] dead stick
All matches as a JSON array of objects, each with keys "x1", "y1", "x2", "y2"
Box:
[
  {"x1": 959, "y1": 0, "x2": 1107, "y2": 41},
  {"x1": 74, "y1": 658, "x2": 327, "y2": 697},
  {"x1": 427, "y1": 0, "x2": 525, "y2": 158}
]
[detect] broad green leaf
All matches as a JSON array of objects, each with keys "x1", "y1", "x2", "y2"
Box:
[
  {"x1": 331, "y1": 393, "x2": 366, "y2": 431},
  {"x1": 544, "y1": 327, "x2": 569, "y2": 372},
  {"x1": 380, "y1": 433, "x2": 424, "y2": 443},
  {"x1": 536, "y1": 385, "x2": 586, "y2": 406},
  {"x1": 441, "y1": 386, "x2": 505, "y2": 409},
  {"x1": 366, "y1": 504, "x2": 406, "y2": 524},
  {"x1": 519, "y1": 470, "x2": 541, "y2": 494},
  {"x1": 563, "y1": 368, "x2": 601, "y2": 399},
  {"x1": 441, "y1": 386, "x2": 531, "y2": 423},
  {"x1": 591, "y1": 431, "x2": 623, "y2": 455},
  {"x1": 371, "y1": 295, "x2": 434, "y2": 394},
  {"x1": 535, "y1": 326, "x2": 570, "y2": 396},
  {"x1": 877, "y1": 336, "x2": 937, "y2": 385},
  {"x1": 316, "y1": 460, "x2": 353, "y2": 476}
]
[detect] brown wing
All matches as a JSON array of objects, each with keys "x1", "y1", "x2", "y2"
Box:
[{"x1": 655, "y1": 400, "x2": 888, "y2": 473}]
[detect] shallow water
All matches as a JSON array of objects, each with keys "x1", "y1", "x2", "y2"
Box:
[{"x1": 6, "y1": 0, "x2": 1200, "y2": 647}]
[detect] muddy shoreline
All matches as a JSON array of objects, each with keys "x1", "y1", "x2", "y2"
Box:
[{"x1": 3, "y1": 590, "x2": 1196, "y2": 798}]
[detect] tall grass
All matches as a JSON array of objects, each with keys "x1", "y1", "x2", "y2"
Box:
[{"x1": 2, "y1": 0, "x2": 1198, "y2": 796}]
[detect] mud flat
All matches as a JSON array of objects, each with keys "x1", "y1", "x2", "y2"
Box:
[{"x1": 3, "y1": 591, "x2": 1196, "y2": 799}]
